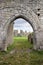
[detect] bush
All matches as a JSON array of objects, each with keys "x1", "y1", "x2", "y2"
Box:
[{"x1": 28, "y1": 33, "x2": 33, "y2": 44}]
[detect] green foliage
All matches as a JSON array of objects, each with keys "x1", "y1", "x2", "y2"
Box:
[
  {"x1": 0, "y1": 37, "x2": 43, "y2": 65},
  {"x1": 7, "y1": 37, "x2": 33, "y2": 52},
  {"x1": 29, "y1": 50, "x2": 43, "y2": 65}
]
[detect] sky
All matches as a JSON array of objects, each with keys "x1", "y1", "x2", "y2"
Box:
[{"x1": 13, "y1": 18, "x2": 33, "y2": 32}]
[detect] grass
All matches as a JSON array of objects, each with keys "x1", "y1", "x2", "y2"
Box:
[
  {"x1": 0, "y1": 37, "x2": 43, "y2": 65},
  {"x1": 29, "y1": 50, "x2": 43, "y2": 65},
  {"x1": 7, "y1": 37, "x2": 33, "y2": 52}
]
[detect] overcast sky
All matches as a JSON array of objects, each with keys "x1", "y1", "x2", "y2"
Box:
[{"x1": 13, "y1": 18, "x2": 33, "y2": 32}]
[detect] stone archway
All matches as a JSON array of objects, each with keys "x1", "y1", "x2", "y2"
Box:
[{"x1": 0, "y1": 2, "x2": 41, "y2": 51}]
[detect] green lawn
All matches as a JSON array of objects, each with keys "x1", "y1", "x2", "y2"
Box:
[
  {"x1": 0, "y1": 37, "x2": 43, "y2": 65},
  {"x1": 7, "y1": 37, "x2": 33, "y2": 52}
]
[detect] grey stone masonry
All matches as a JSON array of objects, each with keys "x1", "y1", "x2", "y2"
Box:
[{"x1": 0, "y1": 0, "x2": 43, "y2": 51}]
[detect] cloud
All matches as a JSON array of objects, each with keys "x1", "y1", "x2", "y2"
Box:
[{"x1": 13, "y1": 18, "x2": 33, "y2": 32}]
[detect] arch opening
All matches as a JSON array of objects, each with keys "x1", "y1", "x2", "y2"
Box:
[
  {"x1": 10, "y1": 15, "x2": 35, "y2": 32},
  {"x1": 7, "y1": 17, "x2": 36, "y2": 51}
]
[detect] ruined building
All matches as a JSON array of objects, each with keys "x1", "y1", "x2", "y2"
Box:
[{"x1": 0, "y1": 0, "x2": 43, "y2": 51}]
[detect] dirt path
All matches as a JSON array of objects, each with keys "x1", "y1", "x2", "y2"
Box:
[{"x1": 9, "y1": 48, "x2": 32, "y2": 54}]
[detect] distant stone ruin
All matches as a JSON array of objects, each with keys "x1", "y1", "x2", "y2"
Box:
[{"x1": 14, "y1": 30, "x2": 30, "y2": 37}]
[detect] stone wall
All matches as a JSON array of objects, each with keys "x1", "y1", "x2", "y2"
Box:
[{"x1": 0, "y1": 0, "x2": 43, "y2": 51}]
